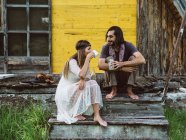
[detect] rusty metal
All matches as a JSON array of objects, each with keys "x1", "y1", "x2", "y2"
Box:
[{"x1": 163, "y1": 10, "x2": 186, "y2": 98}]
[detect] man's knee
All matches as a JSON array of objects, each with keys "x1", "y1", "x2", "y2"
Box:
[{"x1": 128, "y1": 55, "x2": 135, "y2": 61}]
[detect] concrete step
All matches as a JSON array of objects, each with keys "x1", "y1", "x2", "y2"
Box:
[{"x1": 49, "y1": 116, "x2": 168, "y2": 140}]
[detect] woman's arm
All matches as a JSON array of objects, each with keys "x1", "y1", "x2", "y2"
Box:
[{"x1": 79, "y1": 52, "x2": 94, "y2": 79}]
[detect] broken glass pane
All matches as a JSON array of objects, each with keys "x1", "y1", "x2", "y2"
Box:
[
  {"x1": 30, "y1": 34, "x2": 48, "y2": 56},
  {"x1": 7, "y1": 8, "x2": 27, "y2": 30},
  {"x1": 30, "y1": 8, "x2": 48, "y2": 30},
  {"x1": 0, "y1": 34, "x2": 3, "y2": 56},
  {"x1": 8, "y1": 33, "x2": 27, "y2": 56},
  {"x1": 30, "y1": 0, "x2": 48, "y2": 5},
  {"x1": 7, "y1": 0, "x2": 26, "y2": 4}
]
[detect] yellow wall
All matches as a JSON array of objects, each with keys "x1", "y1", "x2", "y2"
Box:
[{"x1": 52, "y1": 0, "x2": 136, "y2": 74}]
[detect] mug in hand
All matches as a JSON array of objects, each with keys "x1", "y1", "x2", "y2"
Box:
[{"x1": 93, "y1": 50, "x2": 99, "y2": 58}]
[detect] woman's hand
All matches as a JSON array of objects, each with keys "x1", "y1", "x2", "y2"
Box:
[
  {"x1": 86, "y1": 52, "x2": 94, "y2": 60},
  {"x1": 78, "y1": 79, "x2": 85, "y2": 90}
]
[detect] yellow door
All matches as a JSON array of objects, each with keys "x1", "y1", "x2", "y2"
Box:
[{"x1": 52, "y1": 0, "x2": 136, "y2": 73}]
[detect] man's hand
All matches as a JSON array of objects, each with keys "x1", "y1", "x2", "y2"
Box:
[
  {"x1": 120, "y1": 66, "x2": 138, "y2": 73},
  {"x1": 110, "y1": 61, "x2": 123, "y2": 70},
  {"x1": 78, "y1": 79, "x2": 85, "y2": 90}
]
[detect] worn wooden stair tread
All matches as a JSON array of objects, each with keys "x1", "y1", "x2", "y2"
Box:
[
  {"x1": 103, "y1": 94, "x2": 163, "y2": 103},
  {"x1": 49, "y1": 116, "x2": 168, "y2": 139},
  {"x1": 49, "y1": 117, "x2": 168, "y2": 125}
]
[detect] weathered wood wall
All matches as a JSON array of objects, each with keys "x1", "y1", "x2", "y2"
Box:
[
  {"x1": 52, "y1": 0, "x2": 137, "y2": 74},
  {"x1": 137, "y1": 0, "x2": 186, "y2": 76}
]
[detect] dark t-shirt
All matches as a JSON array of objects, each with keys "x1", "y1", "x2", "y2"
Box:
[{"x1": 100, "y1": 41, "x2": 138, "y2": 61}]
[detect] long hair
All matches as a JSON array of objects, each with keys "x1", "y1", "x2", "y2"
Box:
[
  {"x1": 105, "y1": 26, "x2": 125, "y2": 46},
  {"x1": 63, "y1": 40, "x2": 91, "y2": 78}
]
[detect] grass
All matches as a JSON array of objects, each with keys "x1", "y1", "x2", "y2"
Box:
[
  {"x1": 164, "y1": 107, "x2": 186, "y2": 140},
  {"x1": 0, "y1": 102, "x2": 51, "y2": 140},
  {"x1": 1, "y1": 99, "x2": 185, "y2": 140}
]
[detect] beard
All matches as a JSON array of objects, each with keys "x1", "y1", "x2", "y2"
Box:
[{"x1": 107, "y1": 41, "x2": 116, "y2": 46}]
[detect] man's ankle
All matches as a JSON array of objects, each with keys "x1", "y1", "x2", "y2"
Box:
[{"x1": 112, "y1": 86, "x2": 117, "y2": 92}]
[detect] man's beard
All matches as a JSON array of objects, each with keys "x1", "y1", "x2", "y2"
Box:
[{"x1": 107, "y1": 41, "x2": 116, "y2": 46}]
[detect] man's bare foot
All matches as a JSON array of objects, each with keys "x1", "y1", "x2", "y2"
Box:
[
  {"x1": 127, "y1": 91, "x2": 139, "y2": 100},
  {"x1": 75, "y1": 115, "x2": 86, "y2": 121},
  {"x1": 106, "y1": 91, "x2": 117, "y2": 99},
  {"x1": 106, "y1": 86, "x2": 117, "y2": 99},
  {"x1": 94, "y1": 116, "x2": 108, "y2": 127}
]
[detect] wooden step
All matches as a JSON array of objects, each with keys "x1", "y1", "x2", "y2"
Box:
[
  {"x1": 103, "y1": 93, "x2": 163, "y2": 104},
  {"x1": 48, "y1": 117, "x2": 168, "y2": 140},
  {"x1": 48, "y1": 102, "x2": 168, "y2": 140},
  {"x1": 49, "y1": 94, "x2": 163, "y2": 116}
]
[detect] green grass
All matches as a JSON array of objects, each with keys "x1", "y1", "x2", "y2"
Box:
[
  {"x1": 0, "y1": 102, "x2": 51, "y2": 140},
  {"x1": 164, "y1": 107, "x2": 186, "y2": 140}
]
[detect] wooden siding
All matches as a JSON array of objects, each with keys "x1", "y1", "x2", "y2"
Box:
[
  {"x1": 137, "y1": 0, "x2": 186, "y2": 76},
  {"x1": 52, "y1": 0, "x2": 137, "y2": 73}
]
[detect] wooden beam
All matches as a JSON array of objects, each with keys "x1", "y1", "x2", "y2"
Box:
[{"x1": 48, "y1": 0, "x2": 52, "y2": 74}]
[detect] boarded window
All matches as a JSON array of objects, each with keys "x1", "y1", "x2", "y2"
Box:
[
  {"x1": 8, "y1": 34, "x2": 27, "y2": 56},
  {"x1": 30, "y1": 34, "x2": 48, "y2": 56}
]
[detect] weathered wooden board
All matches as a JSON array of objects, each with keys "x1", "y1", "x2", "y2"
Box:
[
  {"x1": 137, "y1": 0, "x2": 186, "y2": 76},
  {"x1": 49, "y1": 118, "x2": 168, "y2": 139}
]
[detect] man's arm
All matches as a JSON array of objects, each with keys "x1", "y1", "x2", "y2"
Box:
[
  {"x1": 98, "y1": 58, "x2": 109, "y2": 71},
  {"x1": 112, "y1": 51, "x2": 146, "y2": 70},
  {"x1": 122, "y1": 51, "x2": 146, "y2": 66}
]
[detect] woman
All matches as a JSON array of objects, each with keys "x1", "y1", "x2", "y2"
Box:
[{"x1": 55, "y1": 40, "x2": 107, "y2": 127}]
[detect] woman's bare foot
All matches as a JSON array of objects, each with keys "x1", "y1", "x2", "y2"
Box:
[
  {"x1": 94, "y1": 116, "x2": 108, "y2": 127},
  {"x1": 75, "y1": 115, "x2": 86, "y2": 121}
]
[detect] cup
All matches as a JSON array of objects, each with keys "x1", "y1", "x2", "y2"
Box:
[
  {"x1": 93, "y1": 50, "x2": 99, "y2": 58},
  {"x1": 108, "y1": 58, "x2": 114, "y2": 70}
]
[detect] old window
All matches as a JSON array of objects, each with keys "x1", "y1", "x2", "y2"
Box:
[{"x1": 0, "y1": 0, "x2": 51, "y2": 73}]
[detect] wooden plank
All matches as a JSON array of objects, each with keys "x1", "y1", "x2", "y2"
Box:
[
  {"x1": 48, "y1": 118, "x2": 168, "y2": 126},
  {"x1": 26, "y1": 0, "x2": 30, "y2": 57},
  {"x1": 153, "y1": 0, "x2": 162, "y2": 75},
  {"x1": 103, "y1": 95, "x2": 162, "y2": 103},
  {"x1": 137, "y1": 0, "x2": 185, "y2": 76},
  {"x1": 183, "y1": 30, "x2": 186, "y2": 74},
  {"x1": 48, "y1": 0, "x2": 52, "y2": 73},
  {"x1": 163, "y1": 10, "x2": 186, "y2": 96},
  {"x1": 7, "y1": 57, "x2": 49, "y2": 65}
]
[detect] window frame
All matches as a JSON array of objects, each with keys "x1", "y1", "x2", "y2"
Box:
[{"x1": 0, "y1": 0, "x2": 52, "y2": 74}]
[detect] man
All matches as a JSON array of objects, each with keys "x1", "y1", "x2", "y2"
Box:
[{"x1": 98, "y1": 26, "x2": 145, "y2": 100}]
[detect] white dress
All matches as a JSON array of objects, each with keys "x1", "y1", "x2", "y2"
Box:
[{"x1": 55, "y1": 59, "x2": 103, "y2": 124}]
